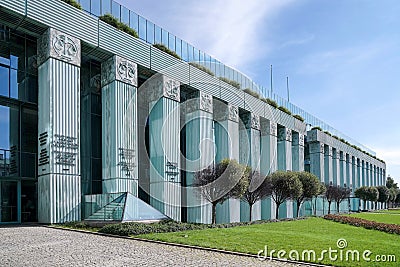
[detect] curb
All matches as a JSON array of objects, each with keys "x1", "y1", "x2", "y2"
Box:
[{"x1": 45, "y1": 225, "x2": 330, "y2": 267}]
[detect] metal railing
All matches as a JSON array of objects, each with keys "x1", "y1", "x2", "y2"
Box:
[{"x1": 75, "y1": 0, "x2": 375, "y2": 156}]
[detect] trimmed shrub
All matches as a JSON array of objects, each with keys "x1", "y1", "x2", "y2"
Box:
[
  {"x1": 153, "y1": 43, "x2": 181, "y2": 60},
  {"x1": 189, "y1": 62, "x2": 214, "y2": 76},
  {"x1": 293, "y1": 114, "x2": 304, "y2": 122},
  {"x1": 311, "y1": 126, "x2": 322, "y2": 131},
  {"x1": 100, "y1": 14, "x2": 139, "y2": 38},
  {"x1": 98, "y1": 218, "x2": 306, "y2": 236},
  {"x1": 219, "y1": 77, "x2": 241, "y2": 89},
  {"x1": 61, "y1": 0, "x2": 82, "y2": 10},
  {"x1": 324, "y1": 214, "x2": 400, "y2": 235},
  {"x1": 323, "y1": 131, "x2": 332, "y2": 136},
  {"x1": 243, "y1": 88, "x2": 260, "y2": 99},
  {"x1": 278, "y1": 106, "x2": 292, "y2": 115}
]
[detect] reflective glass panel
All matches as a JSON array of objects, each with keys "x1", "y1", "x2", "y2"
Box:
[
  {"x1": 0, "y1": 65, "x2": 9, "y2": 97},
  {"x1": 101, "y1": 0, "x2": 111, "y2": 15},
  {"x1": 146, "y1": 21, "x2": 154, "y2": 44},
  {"x1": 129, "y1": 11, "x2": 138, "y2": 31},
  {"x1": 80, "y1": 0, "x2": 91, "y2": 12},
  {"x1": 111, "y1": 1, "x2": 120, "y2": 21},
  {"x1": 138, "y1": 16, "x2": 146, "y2": 40},
  {"x1": 121, "y1": 6, "x2": 129, "y2": 25},
  {"x1": 154, "y1": 25, "x2": 161, "y2": 44},
  {"x1": 91, "y1": 0, "x2": 101, "y2": 16}
]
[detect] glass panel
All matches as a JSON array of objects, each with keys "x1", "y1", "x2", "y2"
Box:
[
  {"x1": 80, "y1": 0, "x2": 91, "y2": 12},
  {"x1": 0, "y1": 65, "x2": 9, "y2": 97},
  {"x1": 91, "y1": 115, "x2": 101, "y2": 158},
  {"x1": 193, "y1": 48, "x2": 199, "y2": 62},
  {"x1": 161, "y1": 29, "x2": 168, "y2": 46},
  {"x1": 9, "y1": 69, "x2": 18, "y2": 99},
  {"x1": 129, "y1": 11, "x2": 138, "y2": 32},
  {"x1": 154, "y1": 25, "x2": 161, "y2": 44},
  {"x1": 0, "y1": 181, "x2": 18, "y2": 222},
  {"x1": 0, "y1": 106, "x2": 10, "y2": 150},
  {"x1": 168, "y1": 34, "x2": 175, "y2": 52},
  {"x1": 21, "y1": 181, "x2": 37, "y2": 222},
  {"x1": 181, "y1": 41, "x2": 188, "y2": 61},
  {"x1": 175, "y1": 38, "x2": 182, "y2": 58},
  {"x1": 111, "y1": 1, "x2": 120, "y2": 21},
  {"x1": 121, "y1": 6, "x2": 129, "y2": 25},
  {"x1": 101, "y1": 0, "x2": 111, "y2": 15},
  {"x1": 146, "y1": 21, "x2": 154, "y2": 44},
  {"x1": 138, "y1": 16, "x2": 147, "y2": 41},
  {"x1": 91, "y1": 0, "x2": 101, "y2": 16},
  {"x1": 21, "y1": 107, "x2": 37, "y2": 153},
  {"x1": 25, "y1": 38, "x2": 37, "y2": 75}
]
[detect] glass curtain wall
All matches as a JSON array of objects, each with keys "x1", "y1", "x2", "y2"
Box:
[{"x1": 0, "y1": 24, "x2": 38, "y2": 222}]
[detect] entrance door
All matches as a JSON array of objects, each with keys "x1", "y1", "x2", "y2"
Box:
[{"x1": 0, "y1": 181, "x2": 18, "y2": 222}]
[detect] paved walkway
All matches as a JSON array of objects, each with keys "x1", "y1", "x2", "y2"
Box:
[{"x1": 0, "y1": 225, "x2": 309, "y2": 266}]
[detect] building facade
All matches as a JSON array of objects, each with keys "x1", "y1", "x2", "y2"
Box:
[{"x1": 0, "y1": 0, "x2": 386, "y2": 224}]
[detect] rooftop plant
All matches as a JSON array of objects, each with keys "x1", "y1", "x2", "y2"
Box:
[
  {"x1": 189, "y1": 62, "x2": 214, "y2": 76},
  {"x1": 99, "y1": 14, "x2": 139, "y2": 38},
  {"x1": 243, "y1": 88, "x2": 260, "y2": 99},
  {"x1": 311, "y1": 126, "x2": 322, "y2": 131},
  {"x1": 153, "y1": 43, "x2": 181, "y2": 60},
  {"x1": 293, "y1": 114, "x2": 304, "y2": 122},
  {"x1": 262, "y1": 98, "x2": 278, "y2": 108},
  {"x1": 278, "y1": 106, "x2": 292, "y2": 115},
  {"x1": 219, "y1": 77, "x2": 241, "y2": 89},
  {"x1": 61, "y1": 0, "x2": 82, "y2": 10}
]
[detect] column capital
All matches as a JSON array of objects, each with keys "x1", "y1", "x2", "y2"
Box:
[
  {"x1": 292, "y1": 132, "x2": 304, "y2": 147},
  {"x1": 37, "y1": 28, "x2": 81, "y2": 67},
  {"x1": 101, "y1": 55, "x2": 137, "y2": 87},
  {"x1": 241, "y1": 113, "x2": 260, "y2": 130},
  {"x1": 186, "y1": 91, "x2": 213, "y2": 114},
  {"x1": 143, "y1": 74, "x2": 180, "y2": 102},
  {"x1": 278, "y1": 127, "x2": 292, "y2": 142}
]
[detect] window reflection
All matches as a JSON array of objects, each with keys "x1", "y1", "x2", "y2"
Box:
[
  {"x1": 91, "y1": 0, "x2": 101, "y2": 16},
  {"x1": 101, "y1": 0, "x2": 111, "y2": 15},
  {"x1": 111, "y1": 1, "x2": 120, "y2": 21}
]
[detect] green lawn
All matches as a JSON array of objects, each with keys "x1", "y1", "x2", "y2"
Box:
[
  {"x1": 138, "y1": 217, "x2": 400, "y2": 267},
  {"x1": 376, "y1": 209, "x2": 400, "y2": 214},
  {"x1": 348, "y1": 212, "x2": 400, "y2": 225}
]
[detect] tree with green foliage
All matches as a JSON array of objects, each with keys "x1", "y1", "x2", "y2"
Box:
[
  {"x1": 333, "y1": 186, "x2": 351, "y2": 213},
  {"x1": 367, "y1": 187, "x2": 379, "y2": 210},
  {"x1": 266, "y1": 171, "x2": 302, "y2": 219},
  {"x1": 325, "y1": 184, "x2": 337, "y2": 214},
  {"x1": 193, "y1": 159, "x2": 248, "y2": 224},
  {"x1": 376, "y1": 186, "x2": 389, "y2": 208},
  {"x1": 294, "y1": 172, "x2": 322, "y2": 217},
  {"x1": 388, "y1": 187, "x2": 399, "y2": 208},
  {"x1": 355, "y1": 186, "x2": 369, "y2": 210},
  {"x1": 386, "y1": 176, "x2": 398, "y2": 190},
  {"x1": 241, "y1": 167, "x2": 271, "y2": 221}
]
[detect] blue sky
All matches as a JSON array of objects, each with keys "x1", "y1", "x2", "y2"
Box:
[{"x1": 117, "y1": 0, "x2": 400, "y2": 184}]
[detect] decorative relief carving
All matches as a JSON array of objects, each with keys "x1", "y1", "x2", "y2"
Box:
[
  {"x1": 228, "y1": 104, "x2": 239, "y2": 122},
  {"x1": 320, "y1": 143, "x2": 325, "y2": 153},
  {"x1": 116, "y1": 56, "x2": 137, "y2": 86},
  {"x1": 199, "y1": 92, "x2": 213, "y2": 113},
  {"x1": 101, "y1": 55, "x2": 137, "y2": 87},
  {"x1": 251, "y1": 114, "x2": 260, "y2": 130},
  {"x1": 286, "y1": 129, "x2": 292, "y2": 142},
  {"x1": 299, "y1": 134, "x2": 305, "y2": 146},
  {"x1": 270, "y1": 122, "x2": 277, "y2": 137},
  {"x1": 37, "y1": 28, "x2": 81, "y2": 67},
  {"x1": 163, "y1": 78, "x2": 180, "y2": 102}
]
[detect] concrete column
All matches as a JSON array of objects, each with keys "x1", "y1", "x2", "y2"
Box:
[
  {"x1": 239, "y1": 112, "x2": 261, "y2": 221},
  {"x1": 37, "y1": 28, "x2": 81, "y2": 223},
  {"x1": 144, "y1": 74, "x2": 181, "y2": 221},
  {"x1": 324, "y1": 145, "x2": 333, "y2": 185},
  {"x1": 101, "y1": 55, "x2": 138, "y2": 195},
  {"x1": 214, "y1": 103, "x2": 240, "y2": 223},
  {"x1": 346, "y1": 154, "x2": 352, "y2": 188},
  {"x1": 260, "y1": 119, "x2": 277, "y2": 220},
  {"x1": 184, "y1": 92, "x2": 214, "y2": 224},
  {"x1": 277, "y1": 126, "x2": 293, "y2": 219},
  {"x1": 339, "y1": 152, "x2": 346, "y2": 187},
  {"x1": 292, "y1": 132, "x2": 305, "y2": 172},
  {"x1": 309, "y1": 142, "x2": 324, "y2": 182},
  {"x1": 332, "y1": 148, "x2": 339, "y2": 186}
]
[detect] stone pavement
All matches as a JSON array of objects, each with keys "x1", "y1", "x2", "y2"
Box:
[{"x1": 0, "y1": 225, "x2": 310, "y2": 267}]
